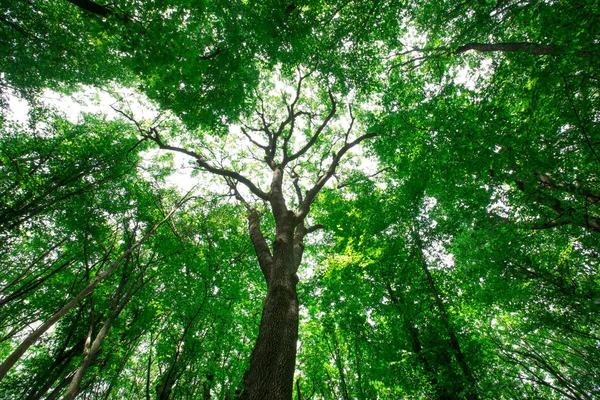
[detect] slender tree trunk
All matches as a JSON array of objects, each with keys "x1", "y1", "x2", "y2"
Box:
[
  {"x1": 0, "y1": 237, "x2": 68, "y2": 296},
  {"x1": 45, "y1": 370, "x2": 76, "y2": 400},
  {"x1": 352, "y1": 342, "x2": 365, "y2": 400},
  {"x1": 0, "y1": 208, "x2": 176, "y2": 382},
  {"x1": 203, "y1": 372, "x2": 215, "y2": 400},
  {"x1": 413, "y1": 233, "x2": 479, "y2": 400},
  {"x1": 25, "y1": 340, "x2": 85, "y2": 400},
  {"x1": 102, "y1": 336, "x2": 139, "y2": 400},
  {"x1": 0, "y1": 258, "x2": 75, "y2": 307},
  {"x1": 385, "y1": 282, "x2": 452, "y2": 400},
  {"x1": 155, "y1": 296, "x2": 207, "y2": 400},
  {"x1": 63, "y1": 282, "x2": 136, "y2": 400},
  {"x1": 25, "y1": 312, "x2": 85, "y2": 400},
  {"x1": 328, "y1": 330, "x2": 350, "y2": 400}
]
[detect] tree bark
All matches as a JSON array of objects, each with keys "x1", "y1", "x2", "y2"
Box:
[
  {"x1": 239, "y1": 211, "x2": 301, "y2": 400},
  {"x1": 137, "y1": 81, "x2": 376, "y2": 399},
  {"x1": 62, "y1": 276, "x2": 138, "y2": 400}
]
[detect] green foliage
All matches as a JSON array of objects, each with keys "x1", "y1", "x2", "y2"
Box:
[{"x1": 1, "y1": 0, "x2": 599, "y2": 398}]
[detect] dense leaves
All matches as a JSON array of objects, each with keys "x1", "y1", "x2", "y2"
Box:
[{"x1": 1, "y1": 0, "x2": 599, "y2": 399}]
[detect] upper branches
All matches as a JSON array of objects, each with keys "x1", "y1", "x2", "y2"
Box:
[
  {"x1": 389, "y1": 41, "x2": 595, "y2": 71},
  {"x1": 238, "y1": 72, "x2": 379, "y2": 223},
  {"x1": 113, "y1": 69, "x2": 379, "y2": 234},
  {"x1": 111, "y1": 107, "x2": 269, "y2": 202},
  {"x1": 284, "y1": 91, "x2": 337, "y2": 165},
  {"x1": 297, "y1": 131, "x2": 378, "y2": 220},
  {"x1": 243, "y1": 70, "x2": 325, "y2": 170}
]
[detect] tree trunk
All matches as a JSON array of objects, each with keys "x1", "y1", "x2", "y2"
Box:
[
  {"x1": 329, "y1": 330, "x2": 350, "y2": 400},
  {"x1": 63, "y1": 281, "x2": 136, "y2": 400},
  {"x1": 238, "y1": 272, "x2": 299, "y2": 399},
  {"x1": 239, "y1": 213, "x2": 300, "y2": 400},
  {"x1": 413, "y1": 233, "x2": 479, "y2": 400}
]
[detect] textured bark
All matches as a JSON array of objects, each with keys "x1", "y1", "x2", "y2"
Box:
[
  {"x1": 239, "y1": 213, "x2": 301, "y2": 400},
  {"x1": 138, "y1": 80, "x2": 376, "y2": 398},
  {"x1": 247, "y1": 210, "x2": 273, "y2": 283}
]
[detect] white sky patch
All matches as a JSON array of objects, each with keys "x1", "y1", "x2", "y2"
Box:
[
  {"x1": 4, "y1": 87, "x2": 199, "y2": 193},
  {"x1": 454, "y1": 57, "x2": 494, "y2": 90},
  {"x1": 6, "y1": 93, "x2": 30, "y2": 123}
]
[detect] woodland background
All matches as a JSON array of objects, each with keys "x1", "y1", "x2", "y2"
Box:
[{"x1": 0, "y1": 0, "x2": 599, "y2": 399}]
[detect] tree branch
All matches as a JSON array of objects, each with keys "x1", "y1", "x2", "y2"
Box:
[
  {"x1": 240, "y1": 127, "x2": 269, "y2": 151},
  {"x1": 297, "y1": 132, "x2": 378, "y2": 219},
  {"x1": 455, "y1": 42, "x2": 556, "y2": 55},
  {"x1": 156, "y1": 139, "x2": 268, "y2": 200},
  {"x1": 269, "y1": 166, "x2": 289, "y2": 220},
  {"x1": 112, "y1": 107, "x2": 270, "y2": 201},
  {"x1": 306, "y1": 224, "x2": 324, "y2": 234},
  {"x1": 389, "y1": 41, "x2": 595, "y2": 71},
  {"x1": 293, "y1": 223, "x2": 307, "y2": 272},
  {"x1": 247, "y1": 210, "x2": 273, "y2": 284},
  {"x1": 64, "y1": 0, "x2": 146, "y2": 34},
  {"x1": 285, "y1": 91, "x2": 337, "y2": 165}
]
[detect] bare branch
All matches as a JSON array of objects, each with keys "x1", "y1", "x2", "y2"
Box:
[
  {"x1": 276, "y1": 72, "x2": 308, "y2": 139},
  {"x1": 285, "y1": 91, "x2": 337, "y2": 165},
  {"x1": 225, "y1": 179, "x2": 253, "y2": 212},
  {"x1": 455, "y1": 42, "x2": 556, "y2": 55},
  {"x1": 282, "y1": 111, "x2": 311, "y2": 160},
  {"x1": 306, "y1": 224, "x2": 324, "y2": 234},
  {"x1": 154, "y1": 138, "x2": 269, "y2": 201},
  {"x1": 297, "y1": 132, "x2": 378, "y2": 219},
  {"x1": 343, "y1": 105, "x2": 355, "y2": 144},
  {"x1": 110, "y1": 106, "x2": 144, "y2": 134},
  {"x1": 112, "y1": 109, "x2": 269, "y2": 201},
  {"x1": 293, "y1": 178, "x2": 304, "y2": 205},
  {"x1": 240, "y1": 127, "x2": 269, "y2": 151}
]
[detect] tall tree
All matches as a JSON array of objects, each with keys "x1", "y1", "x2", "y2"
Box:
[{"x1": 112, "y1": 70, "x2": 379, "y2": 399}]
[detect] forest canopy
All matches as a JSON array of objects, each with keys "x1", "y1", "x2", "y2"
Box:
[{"x1": 0, "y1": 0, "x2": 599, "y2": 399}]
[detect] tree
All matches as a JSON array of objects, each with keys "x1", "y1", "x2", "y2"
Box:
[{"x1": 110, "y1": 69, "x2": 379, "y2": 399}]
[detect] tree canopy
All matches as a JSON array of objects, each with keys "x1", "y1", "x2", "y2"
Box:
[{"x1": 0, "y1": 0, "x2": 599, "y2": 399}]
